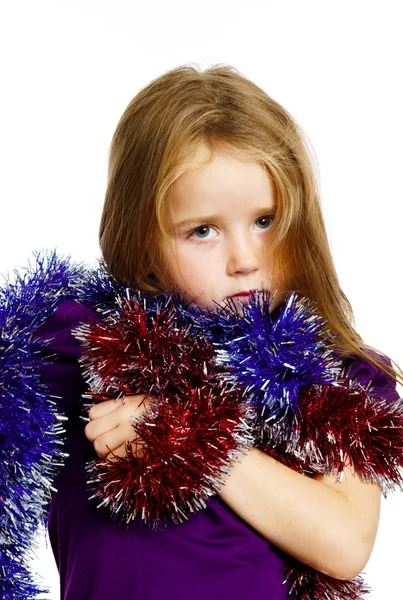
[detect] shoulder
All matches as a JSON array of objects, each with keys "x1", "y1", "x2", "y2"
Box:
[
  {"x1": 342, "y1": 348, "x2": 399, "y2": 404},
  {"x1": 35, "y1": 299, "x2": 103, "y2": 358},
  {"x1": 33, "y1": 300, "x2": 104, "y2": 415}
]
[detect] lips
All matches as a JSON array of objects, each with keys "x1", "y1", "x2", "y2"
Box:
[
  {"x1": 228, "y1": 289, "x2": 257, "y2": 298},
  {"x1": 227, "y1": 290, "x2": 258, "y2": 302}
]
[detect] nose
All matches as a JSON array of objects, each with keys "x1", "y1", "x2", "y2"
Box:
[{"x1": 226, "y1": 232, "x2": 260, "y2": 276}]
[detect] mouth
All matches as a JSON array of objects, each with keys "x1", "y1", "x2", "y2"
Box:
[{"x1": 227, "y1": 289, "x2": 258, "y2": 303}]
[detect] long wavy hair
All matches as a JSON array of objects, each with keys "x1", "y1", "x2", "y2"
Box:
[{"x1": 99, "y1": 63, "x2": 403, "y2": 388}]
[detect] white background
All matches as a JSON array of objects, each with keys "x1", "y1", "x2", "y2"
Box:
[{"x1": 1, "y1": 1, "x2": 402, "y2": 598}]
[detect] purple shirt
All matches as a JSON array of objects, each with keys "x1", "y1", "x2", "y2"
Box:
[{"x1": 35, "y1": 299, "x2": 399, "y2": 600}]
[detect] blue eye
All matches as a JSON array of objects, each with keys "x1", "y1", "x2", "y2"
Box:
[
  {"x1": 195, "y1": 226, "x2": 209, "y2": 237},
  {"x1": 191, "y1": 225, "x2": 216, "y2": 239}
]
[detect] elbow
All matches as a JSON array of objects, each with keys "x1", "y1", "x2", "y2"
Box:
[
  {"x1": 321, "y1": 507, "x2": 379, "y2": 581},
  {"x1": 326, "y1": 563, "x2": 364, "y2": 582},
  {"x1": 322, "y1": 540, "x2": 374, "y2": 581},
  {"x1": 321, "y1": 560, "x2": 363, "y2": 582}
]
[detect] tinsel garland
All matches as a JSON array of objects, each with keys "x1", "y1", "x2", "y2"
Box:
[
  {"x1": 0, "y1": 249, "x2": 89, "y2": 599},
  {"x1": 185, "y1": 293, "x2": 403, "y2": 489},
  {"x1": 1, "y1": 248, "x2": 403, "y2": 600},
  {"x1": 0, "y1": 250, "x2": 128, "y2": 598},
  {"x1": 74, "y1": 292, "x2": 256, "y2": 528},
  {"x1": 74, "y1": 285, "x2": 403, "y2": 600},
  {"x1": 74, "y1": 287, "x2": 347, "y2": 530}
]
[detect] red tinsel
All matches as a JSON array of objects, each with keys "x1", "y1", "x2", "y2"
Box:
[
  {"x1": 74, "y1": 295, "x2": 255, "y2": 529},
  {"x1": 258, "y1": 379, "x2": 403, "y2": 491},
  {"x1": 282, "y1": 554, "x2": 372, "y2": 600}
]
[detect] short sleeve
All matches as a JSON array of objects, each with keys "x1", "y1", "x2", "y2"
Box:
[
  {"x1": 344, "y1": 349, "x2": 400, "y2": 405},
  {"x1": 34, "y1": 299, "x2": 103, "y2": 431}
]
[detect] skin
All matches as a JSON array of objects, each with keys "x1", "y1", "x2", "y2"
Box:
[
  {"x1": 85, "y1": 146, "x2": 381, "y2": 579},
  {"x1": 162, "y1": 144, "x2": 283, "y2": 312}
]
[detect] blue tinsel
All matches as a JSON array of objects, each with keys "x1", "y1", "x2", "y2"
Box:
[
  {"x1": 0, "y1": 249, "x2": 91, "y2": 598},
  {"x1": 176, "y1": 290, "x2": 345, "y2": 428}
]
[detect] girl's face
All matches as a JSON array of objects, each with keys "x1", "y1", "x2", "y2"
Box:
[{"x1": 163, "y1": 145, "x2": 284, "y2": 313}]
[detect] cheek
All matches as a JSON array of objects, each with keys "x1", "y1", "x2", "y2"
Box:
[
  {"x1": 174, "y1": 246, "x2": 219, "y2": 296},
  {"x1": 175, "y1": 248, "x2": 206, "y2": 287}
]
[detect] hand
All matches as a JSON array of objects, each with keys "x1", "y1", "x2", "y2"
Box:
[{"x1": 84, "y1": 394, "x2": 152, "y2": 462}]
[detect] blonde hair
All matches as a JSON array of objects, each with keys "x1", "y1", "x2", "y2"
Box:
[{"x1": 99, "y1": 63, "x2": 403, "y2": 388}]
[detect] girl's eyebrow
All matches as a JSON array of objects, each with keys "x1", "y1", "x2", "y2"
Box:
[{"x1": 174, "y1": 206, "x2": 277, "y2": 228}]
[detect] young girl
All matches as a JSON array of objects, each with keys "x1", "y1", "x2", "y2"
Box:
[{"x1": 33, "y1": 64, "x2": 402, "y2": 599}]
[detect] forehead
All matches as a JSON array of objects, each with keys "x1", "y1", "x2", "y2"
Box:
[{"x1": 171, "y1": 148, "x2": 275, "y2": 216}]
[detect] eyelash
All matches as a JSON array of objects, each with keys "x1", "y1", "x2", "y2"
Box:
[{"x1": 188, "y1": 215, "x2": 275, "y2": 241}]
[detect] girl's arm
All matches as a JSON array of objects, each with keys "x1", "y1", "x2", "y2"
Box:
[
  {"x1": 218, "y1": 446, "x2": 379, "y2": 581},
  {"x1": 218, "y1": 352, "x2": 399, "y2": 581}
]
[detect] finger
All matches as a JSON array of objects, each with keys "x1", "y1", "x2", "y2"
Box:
[
  {"x1": 94, "y1": 423, "x2": 141, "y2": 458},
  {"x1": 93, "y1": 427, "x2": 128, "y2": 458},
  {"x1": 106, "y1": 438, "x2": 147, "y2": 462},
  {"x1": 88, "y1": 397, "x2": 124, "y2": 420},
  {"x1": 85, "y1": 395, "x2": 151, "y2": 443},
  {"x1": 105, "y1": 443, "x2": 128, "y2": 462},
  {"x1": 85, "y1": 408, "x2": 122, "y2": 443},
  {"x1": 88, "y1": 394, "x2": 153, "y2": 421}
]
